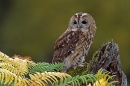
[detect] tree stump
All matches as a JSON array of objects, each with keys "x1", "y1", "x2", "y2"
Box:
[{"x1": 88, "y1": 40, "x2": 127, "y2": 86}]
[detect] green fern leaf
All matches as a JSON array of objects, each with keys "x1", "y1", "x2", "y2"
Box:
[
  {"x1": 55, "y1": 74, "x2": 96, "y2": 86},
  {"x1": 29, "y1": 62, "x2": 65, "y2": 74}
]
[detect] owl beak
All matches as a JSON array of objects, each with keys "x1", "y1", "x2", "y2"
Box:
[
  {"x1": 77, "y1": 24, "x2": 82, "y2": 29},
  {"x1": 77, "y1": 25, "x2": 80, "y2": 28},
  {"x1": 78, "y1": 24, "x2": 81, "y2": 29}
]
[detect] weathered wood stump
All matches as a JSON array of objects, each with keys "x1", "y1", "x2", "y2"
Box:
[{"x1": 88, "y1": 40, "x2": 127, "y2": 86}]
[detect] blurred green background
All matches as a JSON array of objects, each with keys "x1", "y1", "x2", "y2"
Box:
[{"x1": 0, "y1": 0, "x2": 129, "y2": 84}]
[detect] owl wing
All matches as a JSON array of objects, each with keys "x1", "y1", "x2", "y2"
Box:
[{"x1": 52, "y1": 30, "x2": 80, "y2": 63}]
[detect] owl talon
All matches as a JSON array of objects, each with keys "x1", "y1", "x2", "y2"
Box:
[
  {"x1": 73, "y1": 64, "x2": 84, "y2": 69},
  {"x1": 78, "y1": 64, "x2": 84, "y2": 67},
  {"x1": 73, "y1": 66, "x2": 77, "y2": 69}
]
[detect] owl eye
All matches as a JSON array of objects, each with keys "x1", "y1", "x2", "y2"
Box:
[
  {"x1": 73, "y1": 20, "x2": 77, "y2": 24},
  {"x1": 82, "y1": 21, "x2": 87, "y2": 24}
]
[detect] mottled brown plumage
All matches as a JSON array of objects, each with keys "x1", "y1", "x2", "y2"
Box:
[{"x1": 52, "y1": 12, "x2": 97, "y2": 71}]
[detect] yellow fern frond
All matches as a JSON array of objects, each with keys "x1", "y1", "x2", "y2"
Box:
[
  {"x1": 0, "y1": 62, "x2": 28, "y2": 76},
  {"x1": 0, "y1": 69, "x2": 27, "y2": 86},
  {"x1": 94, "y1": 78, "x2": 108, "y2": 86},
  {"x1": 28, "y1": 72, "x2": 71, "y2": 86},
  {"x1": 0, "y1": 52, "x2": 28, "y2": 76},
  {"x1": 0, "y1": 51, "x2": 11, "y2": 62},
  {"x1": 93, "y1": 69, "x2": 116, "y2": 86}
]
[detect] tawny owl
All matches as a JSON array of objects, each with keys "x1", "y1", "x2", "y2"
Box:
[{"x1": 52, "y1": 12, "x2": 97, "y2": 72}]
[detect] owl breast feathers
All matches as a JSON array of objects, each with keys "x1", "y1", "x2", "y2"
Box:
[{"x1": 52, "y1": 12, "x2": 96, "y2": 71}]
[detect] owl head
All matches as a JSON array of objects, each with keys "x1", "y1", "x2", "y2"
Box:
[{"x1": 69, "y1": 12, "x2": 96, "y2": 32}]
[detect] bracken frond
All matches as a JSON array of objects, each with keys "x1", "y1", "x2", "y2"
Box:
[
  {"x1": 0, "y1": 52, "x2": 28, "y2": 76},
  {"x1": 28, "y1": 71, "x2": 71, "y2": 86},
  {"x1": 55, "y1": 74, "x2": 96, "y2": 86},
  {"x1": 0, "y1": 69, "x2": 27, "y2": 86},
  {"x1": 0, "y1": 51, "x2": 11, "y2": 62},
  {"x1": 56, "y1": 69, "x2": 116, "y2": 86},
  {"x1": 0, "y1": 61, "x2": 28, "y2": 76},
  {"x1": 92, "y1": 69, "x2": 116, "y2": 86},
  {"x1": 29, "y1": 62, "x2": 65, "y2": 74}
]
